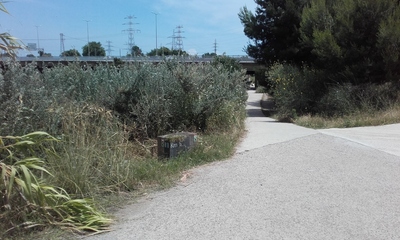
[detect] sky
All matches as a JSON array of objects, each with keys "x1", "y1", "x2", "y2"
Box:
[{"x1": 0, "y1": 0, "x2": 258, "y2": 57}]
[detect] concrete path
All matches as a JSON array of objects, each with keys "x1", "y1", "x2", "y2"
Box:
[{"x1": 88, "y1": 91, "x2": 400, "y2": 240}]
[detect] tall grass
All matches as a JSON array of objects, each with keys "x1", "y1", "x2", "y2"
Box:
[
  {"x1": 0, "y1": 132, "x2": 111, "y2": 238},
  {"x1": 0, "y1": 58, "x2": 247, "y2": 237}
]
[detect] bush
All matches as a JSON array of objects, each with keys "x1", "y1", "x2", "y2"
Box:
[
  {"x1": 267, "y1": 63, "x2": 325, "y2": 119},
  {"x1": 0, "y1": 132, "x2": 111, "y2": 236},
  {"x1": 113, "y1": 60, "x2": 247, "y2": 139},
  {"x1": 0, "y1": 60, "x2": 247, "y2": 196},
  {"x1": 267, "y1": 62, "x2": 400, "y2": 118}
]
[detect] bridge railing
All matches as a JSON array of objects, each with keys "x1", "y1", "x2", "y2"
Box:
[{"x1": 11, "y1": 55, "x2": 255, "y2": 63}]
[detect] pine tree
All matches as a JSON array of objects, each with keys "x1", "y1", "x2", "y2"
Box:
[{"x1": 239, "y1": 0, "x2": 309, "y2": 65}]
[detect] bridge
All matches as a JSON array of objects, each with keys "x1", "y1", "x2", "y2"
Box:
[{"x1": 5, "y1": 56, "x2": 261, "y2": 74}]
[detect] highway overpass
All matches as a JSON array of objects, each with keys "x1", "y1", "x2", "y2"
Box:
[{"x1": 3, "y1": 56, "x2": 261, "y2": 74}]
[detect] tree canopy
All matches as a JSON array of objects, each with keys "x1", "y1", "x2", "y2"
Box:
[
  {"x1": 130, "y1": 46, "x2": 143, "y2": 56},
  {"x1": 300, "y1": 0, "x2": 400, "y2": 83},
  {"x1": 61, "y1": 49, "x2": 81, "y2": 57},
  {"x1": 240, "y1": 0, "x2": 400, "y2": 83},
  {"x1": 202, "y1": 52, "x2": 217, "y2": 58},
  {"x1": 147, "y1": 47, "x2": 188, "y2": 56},
  {"x1": 239, "y1": 0, "x2": 309, "y2": 65},
  {"x1": 82, "y1": 41, "x2": 106, "y2": 57}
]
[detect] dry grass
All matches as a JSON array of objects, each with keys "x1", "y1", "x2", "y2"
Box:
[{"x1": 294, "y1": 104, "x2": 400, "y2": 129}]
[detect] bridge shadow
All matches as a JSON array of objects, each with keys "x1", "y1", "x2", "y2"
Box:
[
  {"x1": 246, "y1": 94, "x2": 277, "y2": 118},
  {"x1": 247, "y1": 101, "x2": 262, "y2": 108}
]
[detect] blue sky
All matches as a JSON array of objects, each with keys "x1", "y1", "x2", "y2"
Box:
[{"x1": 1, "y1": 0, "x2": 257, "y2": 57}]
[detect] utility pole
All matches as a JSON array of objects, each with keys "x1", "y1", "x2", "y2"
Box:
[
  {"x1": 213, "y1": 39, "x2": 218, "y2": 55},
  {"x1": 151, "y1": 12, "x2": 159, "y2": 56},
  {"x1": 123, "y1": 15, "x2": 140, "y2": 56},
  {"x1": 35, "y1": 25, "x2": 43, "y2": 54},
  {"x1": 35, "y1": 25, "x2": 40, "y2": 49},
  {"x1": 60, "y1": 33, "x2": 65, "y2": 55},
  {"x1": 84, "y1": 20, "x2": 91, "y2": 56}
]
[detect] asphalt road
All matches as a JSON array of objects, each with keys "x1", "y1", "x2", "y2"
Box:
[{"x1": 88, "y1": 91, "x2": 400, "y2": 240}]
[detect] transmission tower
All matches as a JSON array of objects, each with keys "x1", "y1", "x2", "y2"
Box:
[
  {"x1": 123, "y1": 15, "x2": 140, "y2": 54},
  {"x1": 106, "y1": 41, "x2": 113, "y2": 57},
  {"x1": 174, "y1": 25, "x2": 184, "y2": 52},
  {"x1": 60, "y1": 33, "x2": 65, "y2": 55},
  {"x1": 213, "y1": 39, "x2": 217, "y2": 55},
  {"x1": 169, "y1": 26, "x2": 184, "y2": 52},
  {"x1": 168, "y1": 30, "x2": 176, "y2": 50}
]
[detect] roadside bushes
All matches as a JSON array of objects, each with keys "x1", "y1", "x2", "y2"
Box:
[
  {"x1": 113, "y1": 60, "x2": 247, "y2": 139},
  {"x1": 267, "y1": 63, "x2": 400, "y2": 119},
  {"x1": 0, "y1": 59, "x2": 247, "y2": 195},
  {"x1": 0, "y1": 60, "x2": 247, "y2": 138},
  {"x1": 267, "y1": 63, "x2": 325, "y2": 119}
]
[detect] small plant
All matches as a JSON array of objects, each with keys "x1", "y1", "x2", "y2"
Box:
[
  {"x1": 0, "y1": 132, "x2": 111, "y2": 237},
  {"x1": 255, "y1": 86, "x2": 267, "y2": 93}
]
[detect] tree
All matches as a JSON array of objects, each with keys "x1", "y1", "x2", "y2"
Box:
[
  {"x1": 147, "y1": 47, "x2": 188, "y2": 56},
  {"x1": 38, "y1": 49, "x2": 51, "y2": 57},
  {"x1": 130, "y1": 46, "x2": 143, "y2": 57},
  {"x1": 202, "y1": 52, "x2": 217, "y2": 58},
  {"x1": 300, "y1": 0, "x2": 400, "y2": 84},
  {"x1": 211, "y1": 55, "x2": 242, "y2": 73},
  {"x1": 61, "y1": 49, "x2": 81, "y2": 57},
  {"x1": 239, "y1": 0, "x2": 309, "y2": 65},
  {"x1": 82, "y1": 41, "x2": 105, "y2": 56}
]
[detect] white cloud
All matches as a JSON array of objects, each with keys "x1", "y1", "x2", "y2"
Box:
[{"x1": 187, "y1": 48, "x2": 197, "y2": 56}]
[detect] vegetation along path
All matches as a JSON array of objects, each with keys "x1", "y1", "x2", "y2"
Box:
[{"x1": 88, "y1": 91, "x2": 400, "y2": 240}]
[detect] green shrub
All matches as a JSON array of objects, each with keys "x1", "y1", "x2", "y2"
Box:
[
  {"x1": 267, "y1": 63, "x2": 325, "y2": 119},
  {"x1": 0, "y1": 132, "x2": 111, "y2": 236},
  {"x1": 0, "y1": 60, "x2": 247, "y2": 196},
  {"x1": 255, "y1": 86, "x2": 268, "y2": 93},
  {"x1": 113, "y1": 60, "x2": 247, "y2": 138},
  {"x1": 317, "y1": 83, "x2": 355, "y2": 116}
]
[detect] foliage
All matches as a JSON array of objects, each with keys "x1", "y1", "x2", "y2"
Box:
[
  {"x1": 267, "y1": 63, "x2": 325, "y2": 119},
  {"x1": 202, "y1": 52, "x2": 217, "y2": 58},
  {"x1": 0, "y1": 2, "x2": 24, "y2": 58},
  {"x1": 0, "y1": 60, "x2": 247, "y2": 196},
  {"x1": 0, "y1": 132, "x2": 111, "y2": 236},
  {"x1": 238, "y1": 0, "x2": 310, "y2": 65},
  {"x1": 267, "y1": 63, "x2": 400, "y2": 119},
  {"x1": 130, "y1": 45, "x2": 143, "y2": 57},
  {"x1": 243, "y1": 0, "x2": 400, "y2": 118},
  {"x1": 113, "y1": 60, "x2": 247, "y2": 139},
  {"x1": 300, "y1": 0, "x2": 400, "y2": 84},
  {"x1": 147, "y1": 47, "x2": 188, "y2": 56},
  {"x1": 211, "y1": 55, "x2": 242, "y2": 73},
  {"x1": 255, "y1": 86, "x2": 268, "y2": 93},
  {"x1": 61, "y1": 49, "x2": 81, "y2": 57},
  {"x1": 295, "y1": 104, "x2": 400, "y2": 129},
  {"x1": 82, "y1": 41, "x2": 106, "y2": 57}
]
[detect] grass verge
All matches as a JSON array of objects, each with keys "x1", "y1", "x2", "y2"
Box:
[{"x1": 293, "y1": 104, "x2": 400, "y2": 129}]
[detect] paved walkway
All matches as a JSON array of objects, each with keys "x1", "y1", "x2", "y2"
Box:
[{"x1": 89, "y1": 91, "x2": 400, "y2": 240}]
